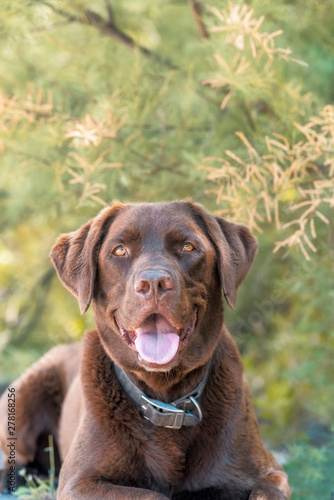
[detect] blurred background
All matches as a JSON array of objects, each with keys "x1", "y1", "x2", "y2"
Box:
[{"x1": 0, "y1": 1, "x2": 333, "y2": 498}]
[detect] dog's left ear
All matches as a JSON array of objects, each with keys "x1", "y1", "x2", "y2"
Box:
[
  {"x1": 213, "y1": 216, "x2": 258, "y2": 309},
  {"x1": 185, "y1": 201, "x2": 258, "y2": 309},
  {"x1": 50, "y1": 203, "x2": 124, "y2": 314}
]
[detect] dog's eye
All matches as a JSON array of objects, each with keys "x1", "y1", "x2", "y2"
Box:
[
  {"x1": 113, "y1": 245, "x2": 127, "y2": 256},
  {"x1": 183, "y1": 242, "x2": 194, "y2": 252}
]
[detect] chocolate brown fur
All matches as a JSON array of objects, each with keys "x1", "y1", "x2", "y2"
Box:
[{"x1": 0, "y1": 200, "x2": 290, "y2": 499}]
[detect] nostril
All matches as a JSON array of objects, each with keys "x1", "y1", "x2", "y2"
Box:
[
  {"x1": 135, "y1": 279, "x2": 151, "y2": 296},
  {"x1": 158, "y1": 277, "x2": 174, "y2": 294}
]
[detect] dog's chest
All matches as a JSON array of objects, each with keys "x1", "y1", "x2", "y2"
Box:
[
  {"x1": 106, "y1": 421, "x2": 252, "y2": 499},
  {"x1": 141, "y1": 426, "x2": 190, "y2": 485},
  {"x1": 110, "y1": 420, "x2": 190, "y2": 486}
]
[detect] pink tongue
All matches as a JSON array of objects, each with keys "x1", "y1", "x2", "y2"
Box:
[
  {"x1": 134, "y1": 315, "x2": 180, "y2": 365},
  {"x1": 135, "y1": 332, "x2": 179, "y2": 365}
]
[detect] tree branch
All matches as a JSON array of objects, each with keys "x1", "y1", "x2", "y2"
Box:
[
  {"x1": 35, "y1": 1, "x2": 82, "y2": 23},
  {"x1": 34, "y1": 1, "x2": 220, "y2": 107},
  {"x1": 36, "y1": 1, "x2": 176, "y2": 69},
  {"x1": 84, "y1": 9, "x2": 177, "y2": 69},
  {"x1": 104, "y1": 0, "x2": 115, "y2": 25},
  {"x1": 85, "y1": 9, "x2": 136, "y2": 50},
  {"x1": 187, "y1": 0, "x2": 209, "y2": 39}
]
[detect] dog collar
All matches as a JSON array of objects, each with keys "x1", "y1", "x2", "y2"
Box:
[{"x1": 114, "y1": 362, "x2": 211, "y2": 430}]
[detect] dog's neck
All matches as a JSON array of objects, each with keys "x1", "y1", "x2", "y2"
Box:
[
  {"x1": 121, "y1": 358, "x2": 213, "y2": 403},
  {"x1": 114, "y1": 360, "x2": 212, "y2": 429}
]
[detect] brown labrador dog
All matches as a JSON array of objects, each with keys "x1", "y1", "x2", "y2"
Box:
[{"x1": 0, "y1": 200, "x2": 290, "y2": 499}]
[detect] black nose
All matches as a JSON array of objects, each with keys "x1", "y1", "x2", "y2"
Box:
[{"x1": 135, "y1": 269, "x2": 174, "y2": 298}]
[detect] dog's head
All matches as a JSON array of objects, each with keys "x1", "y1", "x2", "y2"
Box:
[{"x1": 50, "y1": 201, "x2": 257, "y2": 373}]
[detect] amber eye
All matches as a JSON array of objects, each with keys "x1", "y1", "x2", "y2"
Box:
[
  {"x1": 183, "y1": 242, "x2": 194, "y2": 252},
  {"x1": 113, "y1": 245, "x2": 127, "y2": 256}
]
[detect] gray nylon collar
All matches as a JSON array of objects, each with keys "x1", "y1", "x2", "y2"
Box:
[{"x1": 114, "y1": 362, "x2": 212, "y2": 430}]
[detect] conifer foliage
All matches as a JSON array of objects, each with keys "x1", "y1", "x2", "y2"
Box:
[{"x1": 0, "y1": 2, "x2": 333, "y2": 497}]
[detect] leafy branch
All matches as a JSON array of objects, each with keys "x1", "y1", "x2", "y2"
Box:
[
  {"x1": 201, "y1": 106, "x2": 334, "y2": 259},
  {"x1": 203, "y1": 3, "x2": 307, "y2": 110}
]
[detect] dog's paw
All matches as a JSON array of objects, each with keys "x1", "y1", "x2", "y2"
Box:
[{"x1": 249, "y1": 470, "x2": 290, "y2": 500}]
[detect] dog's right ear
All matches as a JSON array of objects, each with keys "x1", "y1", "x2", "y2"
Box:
[{"x1": 50, "y1": 203, "x2": 124, "y2": 314}]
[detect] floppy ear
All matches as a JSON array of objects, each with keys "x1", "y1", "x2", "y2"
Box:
[
  {"x1": 185, "y1": 201, "x2": 258, "y2": 309},
  {"x1": 50, "y1": 203, "x2": 124, "y2": 314},
  {"x1": 213, "y1": 216, "x2": 258, "y2": 309}
]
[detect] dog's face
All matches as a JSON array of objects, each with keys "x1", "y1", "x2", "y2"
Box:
[{"x1": 50, "y1": 201, "x2": 257, "y2": 374}]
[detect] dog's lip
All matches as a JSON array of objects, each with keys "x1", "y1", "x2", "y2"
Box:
[{"x1": 114, "y1": 310, "x2": 197, "y2": 355}]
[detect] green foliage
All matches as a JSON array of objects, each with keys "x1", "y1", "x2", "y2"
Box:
[
  {"x1": 0, "y1": 1, "x2": 333, "y2": 497},
  {"x1": 13, "y1": 435, "x2": 56, "y2": 499},
  {"x1": 286, "y1": 433, "x2": 334, "y2": 499}
]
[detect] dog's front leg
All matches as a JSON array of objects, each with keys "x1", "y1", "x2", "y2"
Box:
[
  {"x1": 249, "y1": 470, "x2": 290, "y2": 500},
  {"x1": 58, "y1": 476, "x2": 170, "y2": 500}
]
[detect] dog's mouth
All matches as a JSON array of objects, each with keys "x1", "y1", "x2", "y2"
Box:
[{"x1": 115, "y1": 310, "x2": 197, "y2": 366}]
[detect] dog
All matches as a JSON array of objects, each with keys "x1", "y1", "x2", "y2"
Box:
[{"x1": 0, "y1": 200, "x2": 290, "y2": 499}]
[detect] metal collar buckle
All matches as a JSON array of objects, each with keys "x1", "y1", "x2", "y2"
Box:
[
  {"x1": 114, "y1": 360, "x2": 212, "y2": 430},
  {"x1": 140, "y1": 394, "x2": 203, "y2": 430},
  {"x1": 141, "y1": 395, "x2": 186, "y2": 429}
]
